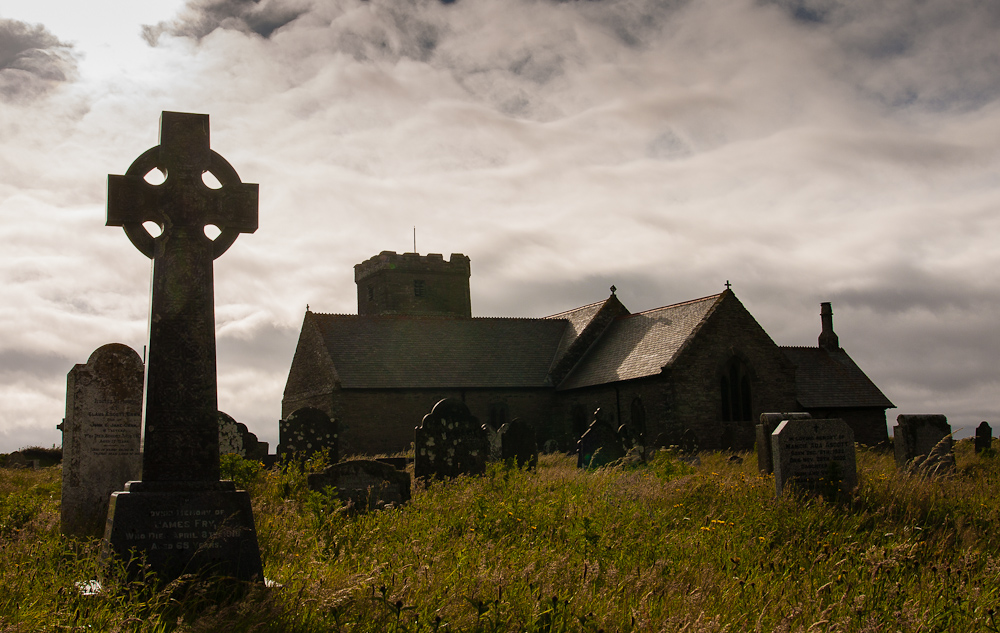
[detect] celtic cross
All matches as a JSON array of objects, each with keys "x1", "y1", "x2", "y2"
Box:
[{"x1": 107, "y1": 112, "x2": 258, "y2": 483}]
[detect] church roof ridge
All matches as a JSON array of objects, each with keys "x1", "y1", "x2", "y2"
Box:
[
  {"x1": 544, "y1": 298, "x2": 607, "y2": 319},
  {"x1": 633, "y1": 292, "x2": 724, "y2": 316}
]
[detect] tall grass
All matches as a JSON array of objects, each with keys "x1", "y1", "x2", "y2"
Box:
[{"x1": 1, "y1": 442, "x2": 999, "y2": 632}]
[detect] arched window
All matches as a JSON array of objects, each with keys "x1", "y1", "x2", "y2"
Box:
[
  {"x1": 630, "y1": 397, "x2": 647, "y2": 441},
  {"x1": 720, "y1": 357, "x2": 753, "y2": 422}
]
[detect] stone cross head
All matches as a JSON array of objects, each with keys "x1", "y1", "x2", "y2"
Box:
[{"x1": 106, "y1": 111, "x2": 258, "y2": 258}]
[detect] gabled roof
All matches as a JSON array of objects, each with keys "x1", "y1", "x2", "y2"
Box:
[
  {"x1": 545, "y1": 299, "x2": 605, "y2": 365},
  {"x1": 308, "y1": 313, "x2": 567, "y2": 389},
  {"x1": 557, "y1": 294, "x2": 722, "y2": 390},
  {"x1": 781, "y1": 346, "x2": 895, "y2": 409}
]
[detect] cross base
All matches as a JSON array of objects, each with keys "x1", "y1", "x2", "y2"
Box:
[{"x1": 103, "y1": 481, "x2": 263, "y2": 583}]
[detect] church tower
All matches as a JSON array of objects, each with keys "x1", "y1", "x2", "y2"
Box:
[{"x1": 355, "y1": 251, "x2": 472, "y2": 317}]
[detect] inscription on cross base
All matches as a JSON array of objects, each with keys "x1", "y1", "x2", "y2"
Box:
[{"x1": 107, "y1": 111, "x2": 258, "y2": 483}]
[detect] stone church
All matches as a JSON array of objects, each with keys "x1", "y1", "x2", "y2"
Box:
[{"x1": 282, "y1": 251, "x2": 893, "y2": 455}]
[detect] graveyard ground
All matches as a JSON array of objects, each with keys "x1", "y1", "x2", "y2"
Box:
[{"x1": 1, "y1": 443, "x2": 999, "y2": 632}]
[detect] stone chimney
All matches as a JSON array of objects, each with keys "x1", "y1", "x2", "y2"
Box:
[{"x1": 818, "y1": 302, "x2": 839, "y2": 351}]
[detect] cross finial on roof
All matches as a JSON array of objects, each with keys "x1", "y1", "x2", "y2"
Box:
[
  {"x1": 306, "y1": 304, "x2": 310, "y2": 311},
  {"x1": 725, "y1": 280, "x2": 732, "y2": 290},
  {"x1": 610, "y1": 285, "x2": 617, "y2": 295}
]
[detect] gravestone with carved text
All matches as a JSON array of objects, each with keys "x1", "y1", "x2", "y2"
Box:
[
  {"x1": 60, "y1": 344, "x2": 143, "y2": 537},
  {"x1": 772, "y1": 418, "x2": 856, "y2": 499},
  {"x1": 308, "y1": 459, "x2": 411, "y2": 512},
  {"x1": 102, "y1": 112, "x2": 263, "y2": 582}
]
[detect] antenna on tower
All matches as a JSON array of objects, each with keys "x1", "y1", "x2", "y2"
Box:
[{"x1": 413, "y1": 226, "x2": 417, "y2": 253}]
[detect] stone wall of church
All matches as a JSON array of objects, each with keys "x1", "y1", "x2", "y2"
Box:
[
  {"x1": 288, "y1": 387, "x2": 557, "y2": 456},
  {"x1": 666, "y1": 292, "x2": 799, "y2": 451},
  {"x1": 800, "y1": 407, "x2": 889, "y2": 446}
]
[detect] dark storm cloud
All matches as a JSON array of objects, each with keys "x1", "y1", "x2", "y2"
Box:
[
  {"x1": 142, "y1": 0, "x2": 309, "y2": 44},
  {"x1": 0, "y1": 19, "x2": 77, "y2": 102}
]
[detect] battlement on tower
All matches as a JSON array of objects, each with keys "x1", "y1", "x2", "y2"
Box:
[
  {"x1": 354, "y1": 251, "x2": 471, "y2": 282},
  {"x1": 355, "y1": 251, "x2": 472, "y2": 317}
]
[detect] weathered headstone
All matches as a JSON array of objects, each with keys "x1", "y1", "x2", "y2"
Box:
[
  {"x1": 577, "y1": 408, "x2": 626, "y2": 468},
  {"x1": 218, "y1": 411, "x2": 268, "y2": 460},
  {"x1": 772, "y1": 418, "x2": 856, "y2": 499},
  {"x1": 975, "y1": 421, "x2": 993, "y2": 453},
  {"x1": 60, "y1": 344, "x2": 143, "y2": 538},
  {"x1": 279, "y1": 407, "x2": 339, "y2": 462},
  {"x1": 894, "y1": 414, "x2": 952, "y2": 468},
  {"x1": 102, "y1": 112, "x2": 263, "y2": 582},
  {"x1": 499, "y1": 417, "x2": 537, "y2": 469},
  {"x1": 308, "y1": 459, "x2": 411, "y2": 512},
  {"x1": 908, "y1": 434, "x2": 956, "y2": 478},
  {"x1": 756, "y1": 412, "x2": 812, "y2": 475},
  {"x1": 414, "y1": 398, "x2": 489, "y2": 480}
]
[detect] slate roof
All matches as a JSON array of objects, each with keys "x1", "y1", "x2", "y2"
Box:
[
  {"x1": 545, "y1": 299, "x2": 605, "y2": 367},
  {"x1": 781, "y1": 346, "x2": 895, "y2": 409},
  {"x1": 557, "y1": 294, "x2": 722, "y2": 390},
  {"x1": 309, "y1": 313, "x2": 567, "y2": 389}
]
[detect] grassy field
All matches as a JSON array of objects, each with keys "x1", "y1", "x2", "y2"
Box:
[{"x1": 1, "y1": 442, "x2": 999, "y2": 632}]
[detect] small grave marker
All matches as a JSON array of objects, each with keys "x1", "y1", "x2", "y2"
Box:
[
  {"x1": 308, "y1": 460, "x2": 411, "y2": 512},
  {"x1": 975, "y1": 421, "x2": 993, "y2": 453},
  {"x1": 772, "y1": 418, "x2": 856, "y2": 499},
  {"x1": 414, "y1": 398, "x2": 488, "y2": 480},
  {"x1": 60, "y1": 344, "x2": 143, "y2": 537}
]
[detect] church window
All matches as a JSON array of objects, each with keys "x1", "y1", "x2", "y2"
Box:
[
  {"x1": 414, "y1": 279, "x2": 425, "y2": 297},
  {"x1": 367, "y1": 285, "x2": 374, "y2": 301},
  {"x1": 721, "y1": 357, "x2": 753, "y2": 422}
]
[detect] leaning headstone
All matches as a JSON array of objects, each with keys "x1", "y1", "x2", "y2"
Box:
[
  {"x1": 60, "y1": 344, "x2": 143, "y2": 538},
  {"x1": 279, "y1": 407, "x2": 339, "y2": 462},
  {"x1": 499, "y1": 417, "x2": 537, "y2": 469},
  {"x1": 756, "y1": 412, "x2": 812, "y2": 474},
  {"x1": 308, "y1": 459, "x2": 411, "y2": 512},
  {"x1": 102, "y1": 112, "x2": 263, "y2": 582},
  {"x1": 894, "y1": 414, "x2": 951, "y2": 468},
  {"x1": 577, "y1": 408, "x2": 626, "y2": 468},
  {"x1": 772, "y1": 418, "x2": 856, "y2": 499},
  {"x1": 218, "y1": 411, "x2": 268, "y2": 460},
  {"x1": 975, "y1": 421, "x2": 993, "y2": 454},
  {"x1": 414, "y1": 398, "x2": 489, "y2": 480}
]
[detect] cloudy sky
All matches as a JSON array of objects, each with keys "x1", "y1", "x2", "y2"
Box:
[{"x1": 2, "y1": 0, "x2": 999, "y2": 453}]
